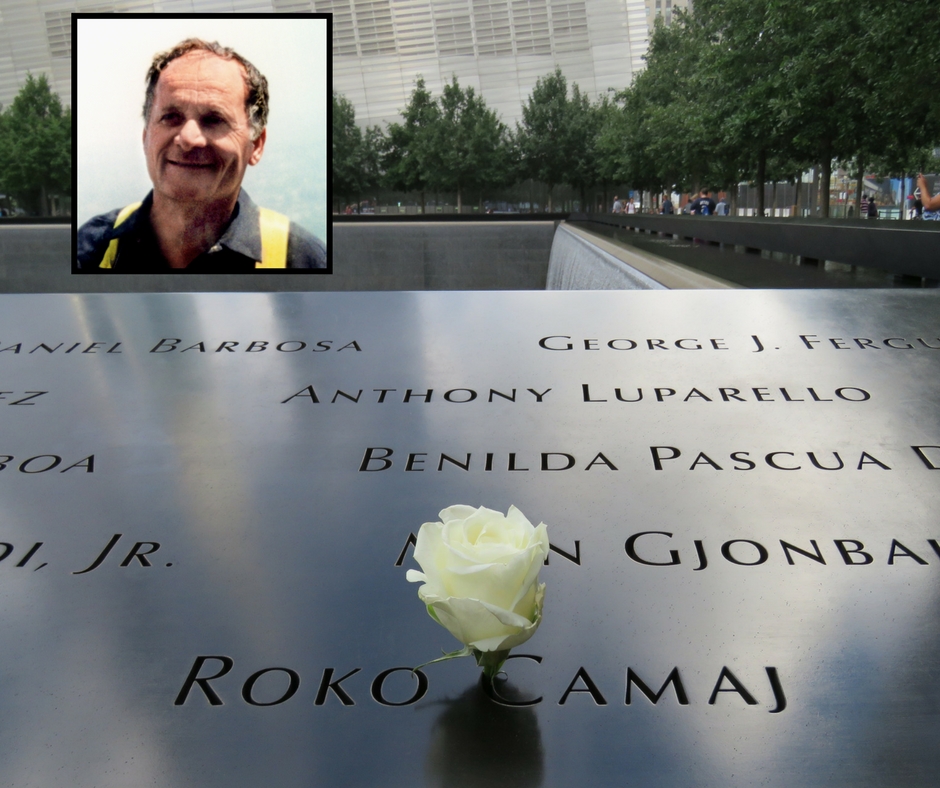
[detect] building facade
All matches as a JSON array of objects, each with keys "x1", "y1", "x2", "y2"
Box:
[
  {"x1": 318, "y1": 0, "x2": 650, "y2": 129},
  {"x1": 0, "y1": 0, "x2": 76, "y2": 108},
  {"x1": 1, "y1": 0, "x2": 273, "y2": 109},
  {"x1": 1, "y1": 0, "x2": 649, "y2": 129},
  {"x1": 642, "y1": 0, "x2": 692, "y2": 28}
]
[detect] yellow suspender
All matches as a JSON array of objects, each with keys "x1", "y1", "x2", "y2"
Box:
[
  {"x1": 257, "y1": 207, "x2": 290, "y2": 268},
  {"x1": 99, "y1": 202, "x2": 289, "y2": 269},
  {"x1": 98, "y1": 202, "x2": 142, "y2": 269}
]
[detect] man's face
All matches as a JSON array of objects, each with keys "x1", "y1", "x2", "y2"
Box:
[{"x1": 143, "y1": 51, "x2": 265, "y2": 207}]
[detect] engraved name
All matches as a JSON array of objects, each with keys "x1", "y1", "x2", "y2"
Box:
[
  {"x1": 0, "y1": 391, "x2": 47, "y2": 405},
  {"x1": 0, "y1": 342, "x2": 121, "y2": 354},
  {"x1": 538, "y1": 335, "x2": 940, "y2": 352},
  {"x1": 0, "y1": 533, "x2": 168, "y2": 573},
  {"x1": 149, "y1": 338, "x2": 362, "y2": 353},
  {"x1": 280, "y1": 385, "x2": 870, "y2": 405},
  {"x1": 0, "y1": 454, "x2": 95, "y2": 473},
  {"x1": 625, "y1": 532, "x2": 940, "y2": 570},
  {"x1": 174, "y1": 655, "x2": 786, "y2": 712},
  {"x1": 358, "y1": 446, "x2": 940, "y2": 472}
]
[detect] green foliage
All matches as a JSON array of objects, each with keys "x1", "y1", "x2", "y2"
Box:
[
  {"x1": 0, "y1": 73, "x2": 71, "y2": 215},
  {"x1": 332, "y1": 91, "x2": 363, "y2": 207},
  {"x1": 513, "y1": 67, "x2": 611, "y2": 209},
  {"x1": 339, "y1": 76, "x2": 512, "y2": 211},
  {"x1": 854, "y1": 0, "x2": 940, "y2": 173},
  {"x1": 381, "y1": 78, "x2": 440, "y2": 200},
  {"x1": 515, "y1": 68, "x2": 572, "y2": 208},
  {"x1": 431, "y1": 77, "x2": 511, "y2": 208},
  {"x1": 593, "y1": 95, "x2": 626, "y2": 187},
  {"x1": 361, "y1": 125, "x2": 384, "y2": 193},
  {"x1": 625, "y1": 13, "x2": 722, "y2": 193},
  {"x1": 685, "y1": 0, "x2": 940, "y2": 213},
  {"x1": 564, "y1": 84, "x2": 603, "y2": 206},
  {"x1": 332, "y1": 91, "x2": 383, "y2": 210}
]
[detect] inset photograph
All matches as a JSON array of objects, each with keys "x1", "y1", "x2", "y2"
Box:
[{"x1": 73, "y1": 14, "x2": 330, "y2": 274}]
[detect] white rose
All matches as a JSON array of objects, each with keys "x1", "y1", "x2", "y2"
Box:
[{"x1": 406, "y1": 504, "x2": 549, "y2": 653}]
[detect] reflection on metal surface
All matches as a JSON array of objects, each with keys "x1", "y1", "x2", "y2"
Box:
[
  {"x1": 427, "y1": 677, "x2": 545, "y2": 788},
  {"x1": 0, "y1": 290, "x2": 938, "y2": 786}
]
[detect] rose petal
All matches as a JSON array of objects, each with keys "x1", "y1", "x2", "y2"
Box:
[
  {"x1": 438, "y1": 504, "x2": 479, "y2": 523},
  {"x1": 409, "y1": 505, "x2": 548, "y2": 653},
  {"x1": 419, "y1": 584, "x2": 546, "y2": 652}
]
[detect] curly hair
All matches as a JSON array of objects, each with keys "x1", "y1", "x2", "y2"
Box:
[{"x1": 142, "y1": 38, "x2": 269, "y2": 140}]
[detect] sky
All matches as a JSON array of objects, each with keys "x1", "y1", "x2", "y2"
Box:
[{"x1": 75, "y1": 15, "x2": 327, "y2": 243}]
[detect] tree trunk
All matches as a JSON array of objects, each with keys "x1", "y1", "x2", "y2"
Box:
[
  {"x1": 810, "y1": 168, "x2": 819, "y2": 215},
  {"x1": 547, "y1": 184, "x2": 553, "y2": 213},
  {"x1": 820, "y1": 145, "x2": 832, "y2": 218},
  {"x1": 820, "y1": 160, "x2": 831, "y2": 218},
  {"x1": 457, "y1": 184, "x2": 462, "y2": 213},
  {"x1": 854, "y1": 153, "x2": 865, "y2": 220},
  {"x1": 899, "y1": 174, "x2": 907, "y2": 221},
  {"x1": 756, "y1": 150, "x2": 766, "y2": 218}
]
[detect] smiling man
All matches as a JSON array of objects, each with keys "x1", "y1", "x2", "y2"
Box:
[{"x1": 77, "y1": 39, "x2": 326, "y2": 272}]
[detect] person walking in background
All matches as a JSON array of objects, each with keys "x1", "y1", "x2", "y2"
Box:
[
  {"x1": 867, "y1": 195, "x2": 878, "y2": 219},
  {"x1": 688, "y1": 188, "x2": 716, "y2": 216},
  {"x1": 860, "y1": 193, "x2": 869, "y2": 217},
  {"x1": 612, "y1": 195, "x2": 623, "y2": 213},
  {"x1": 715, "y1": 196, "x2": 729, "y2": 215},
  {"x1": 661, "y1": 194, "x2": 674, "y2": 214},
  {"x1": 917, "y1": 174, "x2": 940, "y2": 219},
  {"x1": 626, "y1": 196, "x2": 637, "y2": 214}
]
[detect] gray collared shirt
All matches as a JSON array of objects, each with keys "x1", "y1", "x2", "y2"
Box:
[{"x1": 76, "y1": 190, "x2": 326, "y2": 272}]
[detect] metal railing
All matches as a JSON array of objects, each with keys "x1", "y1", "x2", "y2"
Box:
[{"x1": 569, "y1": 213, "x2": 940, "y2": 281}]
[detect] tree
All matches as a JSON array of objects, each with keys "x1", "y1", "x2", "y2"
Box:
[
  {"x1": 614, "y1": 14, "x2": 730, "y2": 201},
  {"x1": 694, "y1": 0, "x2": 940, "y2": 217},
  {"x1": 432, "y1": 77, "x2": 510, "y2": 210},
  {"x1": 691, "y1": 0, "x2": 795, "y2": 215},
  {"x1": 594, "y1": 94, "x2": 629, "y2": 209},
  {"x1": 564, "y1": 84, "x2": 602, "y2": 210},
  {"x1": 382, "y1": 78, "x2": 440, "y2": 210},
  {"x1": 516, "y1": 68, "x2": 572, "y2": 211},
  {"x1": 332, "y1": 91, "x2": 365, "y2": 212},
  {"x1": 0, "y1": 74, "x2": 71, "y2": 215},
  {"x1": 360, "y1": 124, "x2": 385, "y2": 204},
  {"x1": 854, "y1": 0, "x2": 940, "y2": 216}
]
